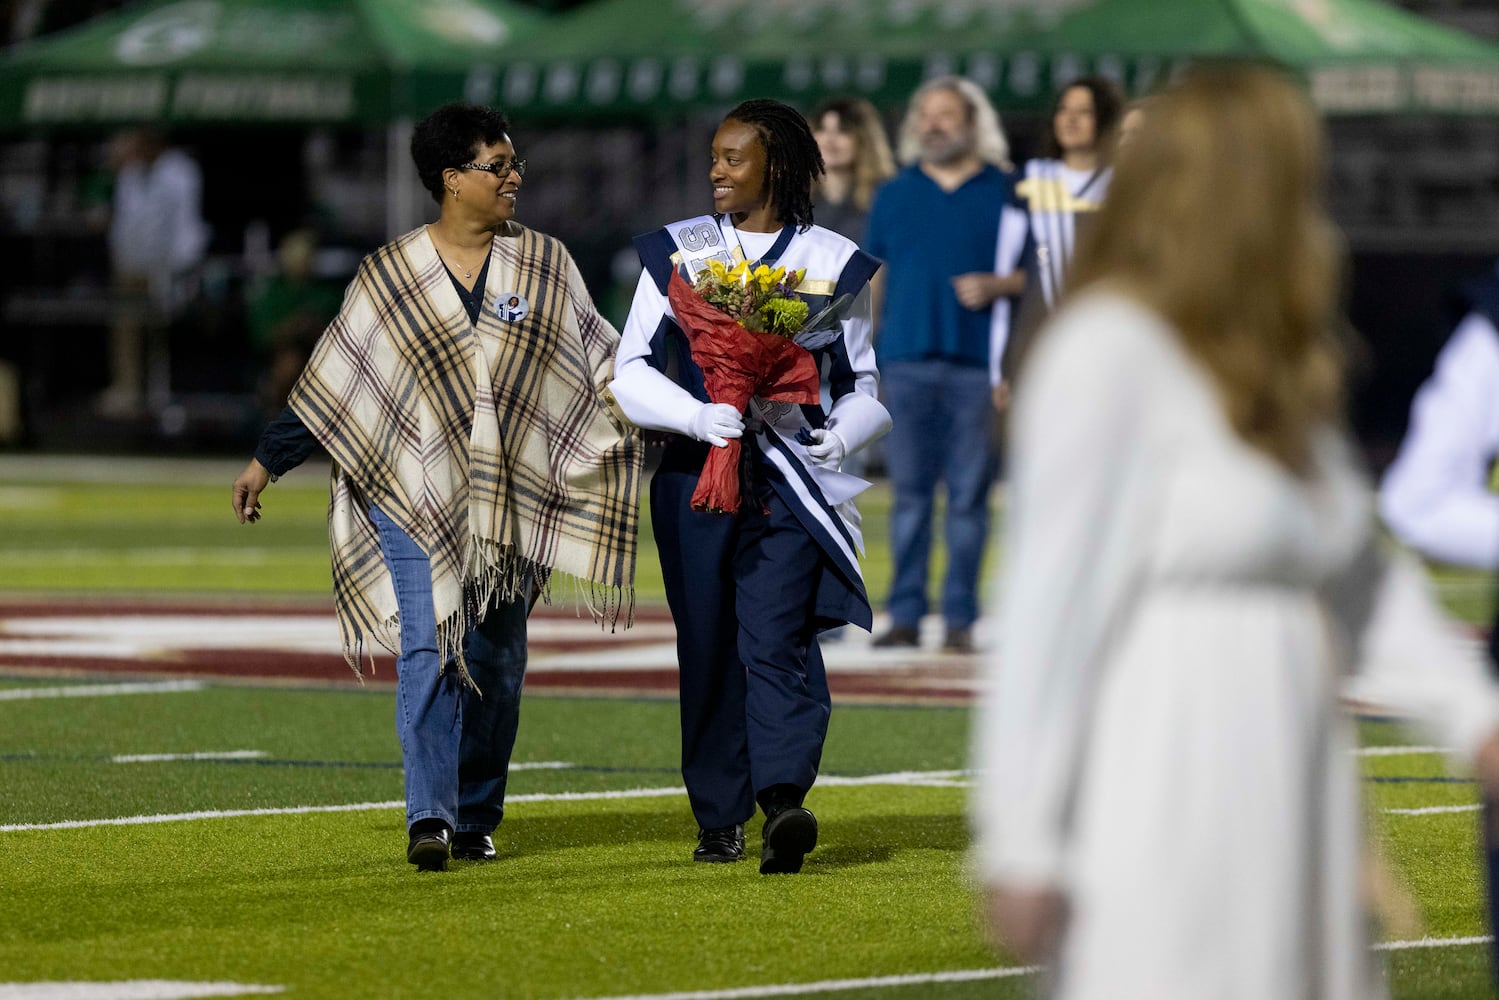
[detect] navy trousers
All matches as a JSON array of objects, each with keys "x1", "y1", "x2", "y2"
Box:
[{"x1": 652, "y1": 443, "x2": 833, "y2": 831}]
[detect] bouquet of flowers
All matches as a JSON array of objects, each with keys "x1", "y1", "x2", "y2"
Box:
[
  {"x1": 692, "y1": 260, "x2": 811, "y2": 336},
  {"x1": 667, "y1": 260, "x2": 824, "y2": 514}
]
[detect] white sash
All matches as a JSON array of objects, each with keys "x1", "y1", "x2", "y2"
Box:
[
  {"x1": 665, "y1": 215, "x2": 873, "y2": 519},
  {"x1": 666, "y1": 214, "x2": 739, "y2": 280}
]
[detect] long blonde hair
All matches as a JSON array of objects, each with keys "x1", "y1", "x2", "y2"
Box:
[
  {"x1": 896, "y1": 76, "x2": 1010, "y2": 170},
  {"x1": 811, "y1": 97, "x2": 897, "y2": 212},
  {"x1": 1069, "y1": 63, "x2": 1345, "y2": 475}
]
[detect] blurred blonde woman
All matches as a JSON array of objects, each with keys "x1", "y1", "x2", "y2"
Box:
[
  {"x1": 973, "y1": 63, "x2": 1499, "y2": 998},
  {"x1": 809, "y1": 97, "x2": 896, "y2": 244},
  {"x1": 810, "y1": 97, "x2": 896, "y2": 486}
]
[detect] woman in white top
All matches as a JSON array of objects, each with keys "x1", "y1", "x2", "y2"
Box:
[
  {"x1": 1018, "y1": 77, "x2": 1124, "y2": 309},
  {"x1": 974, "y1": 63, "x2": 1499, "y2": 999},
  {"x1": 998, "y1": 77, "x2": 1124, "y2": 387}
]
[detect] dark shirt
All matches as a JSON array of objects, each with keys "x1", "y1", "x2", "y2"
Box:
[
  {"x1": 812, "y1": 196, "x2": 870, "y2": 247},
  {"x1": 864, "y1": 163, "x2": 1014, "y2": 369},
  {"x1": 253, "y1": 257, "x2": 491, "y2": 477}
]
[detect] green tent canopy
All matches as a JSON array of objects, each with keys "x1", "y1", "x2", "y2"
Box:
[
  {"x1": 0, "y1": 0, "x2": 549, "y2": 129},
  {"x1": 474, "y1": 0, "x2": 1499, "y2": 117}
]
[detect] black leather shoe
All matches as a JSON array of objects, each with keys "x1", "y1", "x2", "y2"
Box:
[
  {"x1": 693, "y1": 823, "x2": 745, "y2": 863},
  {"x1": 872, "y1": 626, "x2": 919, "y2": 649},
  {"x1": 407, "y1": 821, "x2": 451, "y2": 872},
  {"x1": 942, "y1": 627, "x2": 975, "y2": 653},
  {"x1": 760, "y1": 805, "x2": 817, "y2": 875},
  {"x1": 451, "y1": 832, "x2": 496, "y2": 861}
]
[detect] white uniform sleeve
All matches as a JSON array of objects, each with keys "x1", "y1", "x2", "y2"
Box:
[
  {"x1": 608, "y1": 269, "x2": 707, "y2": 436},
  {"x1": 1379, "y1": 313, "x2": 1499, "y2": 570},
  {"x1": 1335, "y1": 542, "x2": 1499, "y2": 762},
  {"x1": 989, "y1": 203, "x2": 1030, "y2": 386},
  {"x1": 825, "y1": 284, "x2": 891, "y2": 454},
  {"x1": 971, "y1": 296, "x2": 1161, "y2": 887}
]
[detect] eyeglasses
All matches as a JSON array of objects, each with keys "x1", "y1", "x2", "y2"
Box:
[{"x1": 459, "y1": 158, "x2": 526, "y2": 178}]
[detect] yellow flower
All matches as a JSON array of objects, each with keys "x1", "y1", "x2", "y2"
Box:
[
  {"x1": 751, "y1": 264, "x2": 784, "y2": 293},
  {"x1": 703, "y1": 259, "x2": 730, "y2": 283},
  {"x1": 727, "y1": 261, "x2": 750, "y2": 285}
]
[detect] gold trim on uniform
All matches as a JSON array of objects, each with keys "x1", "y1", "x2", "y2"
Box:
[{"x1": 1016, "y1": 177, "x2": 1104, "y2": 214}]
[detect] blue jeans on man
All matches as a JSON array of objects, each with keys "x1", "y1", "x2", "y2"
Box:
[
  {"x1": 369, "y1": 506, "x2": 528, "y2": 837},
  {"x1": 881, "y1": 359, "x2": 997, "y2": 639}
]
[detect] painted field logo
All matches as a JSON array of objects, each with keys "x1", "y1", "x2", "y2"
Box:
[{"x1": 115, "y1": 1, "x2": 220, "y2": 66}]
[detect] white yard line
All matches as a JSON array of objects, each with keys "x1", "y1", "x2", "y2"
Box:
[
  {"x1": 112, "y1": 751, "x2": 267, "y2": 764},
  {"x1": 508, "y1": 787, "x2": 686, "y2": 805},
  {"x1": 0, "y1": 982, "x2": 283, "y2": 999},
  {"x1": 819, "y1": 770, "x2": 972, "y2": 788},
  {"x1": 1384, "y1": 804, "x2": 1481, "y2": 816},
  {"x1": 572, "y1": 966, "x2": 1041, "y2": 1000},
  {"x1": 0, "y1": 681, "x2": 206, "y2": 701},
  {"x1": 1355, "y1": 746, "x2": 1451, "y2": 757},
  {"x1": 0, "y1": 789, "x2": 688, "y2": 832},
  {"x1": 0, "y1": 770, "x2": 968, "y2": 833},
  {"x1": 0, "y1": 800, "x2": 407, "y2": 833},
  {"x1": 1374, "y1": 935, "x2": 1493, "y2": 951},
  {"x1": 572, "y1": 935, "x2": 1492, "y2": 1000}
]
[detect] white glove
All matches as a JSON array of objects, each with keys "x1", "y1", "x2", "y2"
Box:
[
  {"x1": 688, "y1": 403, "x2": 744, "y2": 448},
  {"x1": 805, "y1": 428, "x2": 846, "y2": 469}
]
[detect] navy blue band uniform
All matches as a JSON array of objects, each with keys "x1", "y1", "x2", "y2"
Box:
[{"x1": 610, "y1": 214, "x2": 891, "y2": 832}]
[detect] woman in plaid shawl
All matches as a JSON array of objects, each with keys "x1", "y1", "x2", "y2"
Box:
[{"x1": 230, "y1": 104, "x2": 642, "y2": 872}]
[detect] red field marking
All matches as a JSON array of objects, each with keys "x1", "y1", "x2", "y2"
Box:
[{"x1": 0, "y1": 599, "x2": 977, "y2": 705}]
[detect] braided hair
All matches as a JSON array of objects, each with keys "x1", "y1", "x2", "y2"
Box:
[{"x1": 723, "y1": 99, "x2": 824, "y2": 232}]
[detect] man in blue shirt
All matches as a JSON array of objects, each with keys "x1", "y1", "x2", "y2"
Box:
[{"x1": 865, "y1": 76, "x2": 1026, "y2": 653}]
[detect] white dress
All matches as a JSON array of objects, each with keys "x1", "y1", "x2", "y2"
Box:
[{"x1": 972, "y1": 289, "x2": 1499, "y2": 1000}]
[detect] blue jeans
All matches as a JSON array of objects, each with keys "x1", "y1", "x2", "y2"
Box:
[
  {"x1": 369, "y1": 506, "x2": 528, "y2": 835},
  {"x1": 881, "y1": 360, "x2": 997, "y2": 631}
]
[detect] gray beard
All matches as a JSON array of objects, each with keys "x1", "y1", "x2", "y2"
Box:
[{"x1": 920, "y1": 137, "x2": 973, "y2": 165}]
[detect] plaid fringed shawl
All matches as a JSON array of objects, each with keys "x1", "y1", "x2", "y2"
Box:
[{"x1": 287, "y1": 223, "x2": 642, "y2": 679}]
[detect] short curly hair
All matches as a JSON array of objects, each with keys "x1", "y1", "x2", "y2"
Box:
[{"x1": 410, "y1": 103, "x2": 513, "y2": 205}]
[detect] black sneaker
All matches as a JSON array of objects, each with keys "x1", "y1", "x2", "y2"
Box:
[
  {"x1": 942, "y1": 627, "x2": 975, "y2": 653},
  {"x1": 760, "y1": 805, "x2": 817, "y2": 874},
  {"x1": 693, "y1": 823, "x2": 745, "y2": 863}
]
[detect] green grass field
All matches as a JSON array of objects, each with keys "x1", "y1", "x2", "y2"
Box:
[{"x1": 1, "y1": 455, "x2": 1497, "y2": 998}]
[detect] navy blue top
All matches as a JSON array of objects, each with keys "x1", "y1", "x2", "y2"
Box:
[
  {"x1": 254, "y1": 259, "x2": 489, "y2": 476},
  {"x1": 864, "y1": 163, "x2": 1014, "y2": 368}
]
